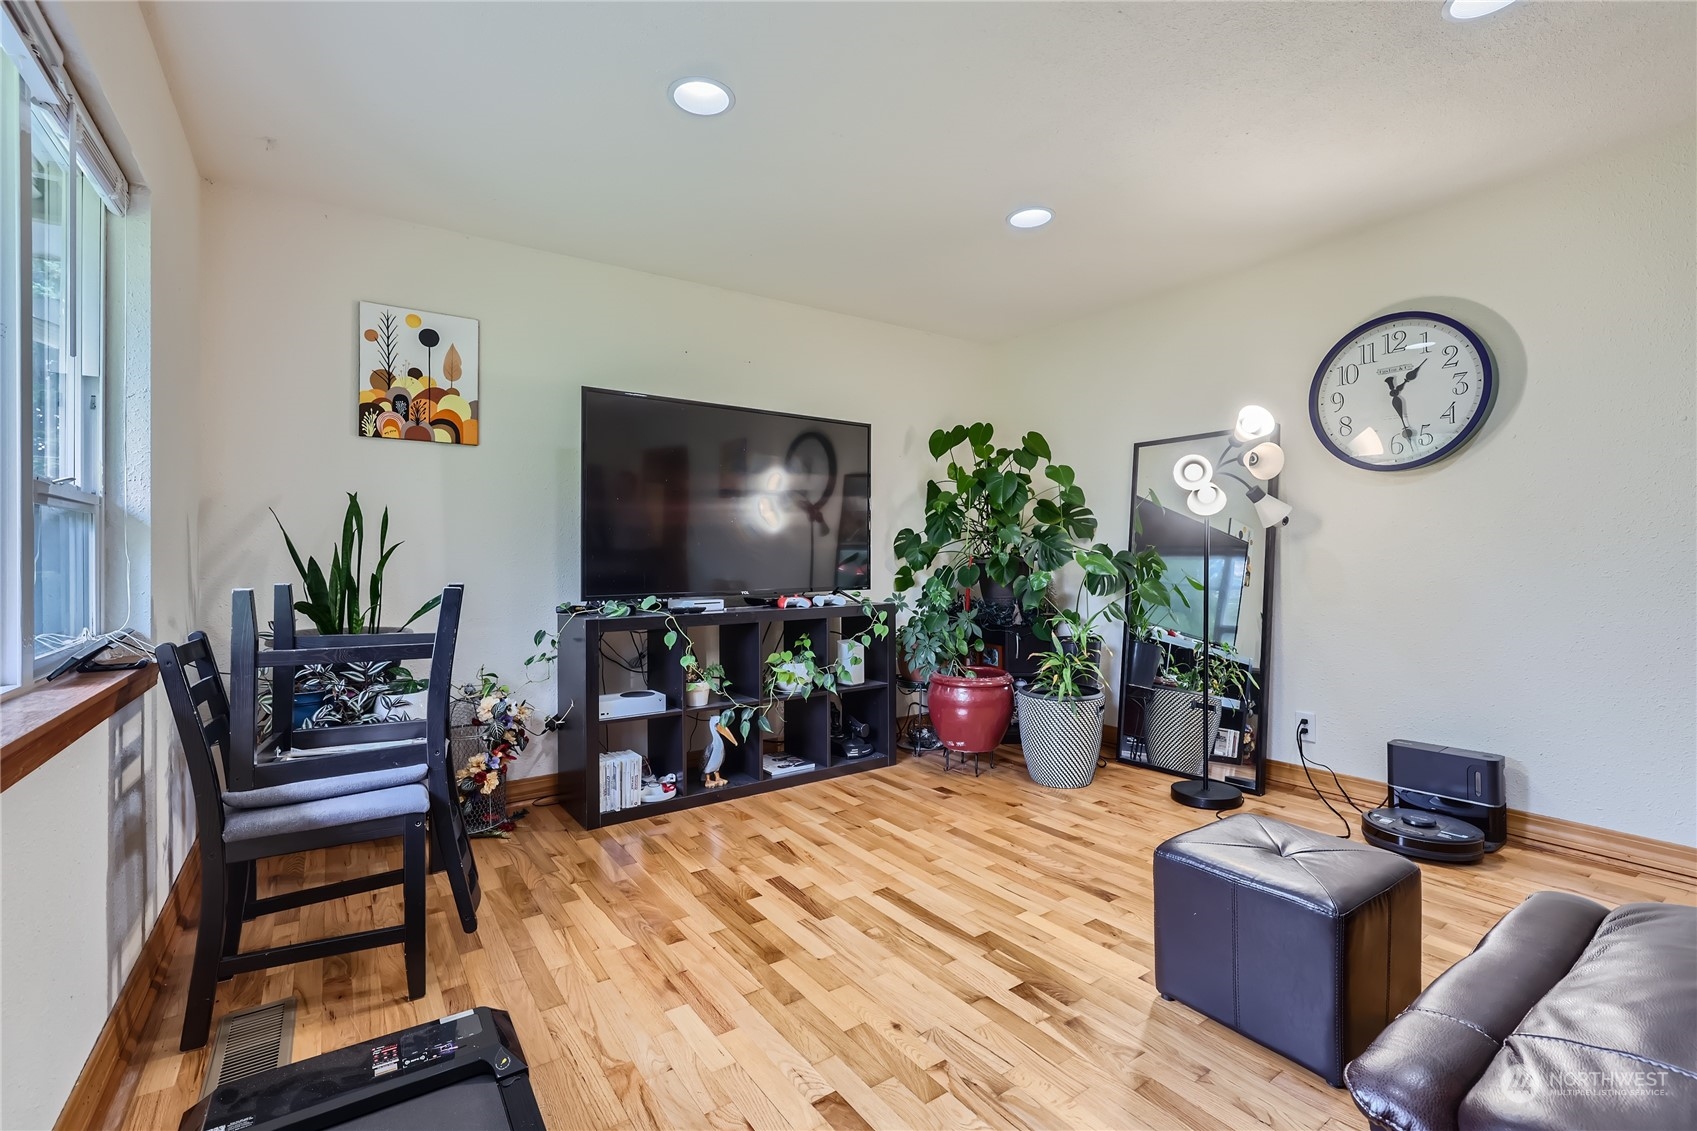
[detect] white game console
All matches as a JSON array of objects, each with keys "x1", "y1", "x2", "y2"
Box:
[
  {"x1": 667, "y1": 597, "x2": 725, "y2": 612},
  {"x1": 598, "y1": 689, "x2": 668, "y2": 720}
]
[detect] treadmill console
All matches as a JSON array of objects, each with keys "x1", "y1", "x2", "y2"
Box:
[{"x1": 179, "y1": 1006, "x2": 544, "y2": 1131}]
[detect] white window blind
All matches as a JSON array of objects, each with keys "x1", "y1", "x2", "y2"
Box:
[{"x1": 1, "y1": 0, "x2": 128, "y2": 215}]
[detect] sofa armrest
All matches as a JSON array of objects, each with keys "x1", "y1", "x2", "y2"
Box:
[{"x1": 1344, "y1": 891, "x2": 1609, "y2": 1131}]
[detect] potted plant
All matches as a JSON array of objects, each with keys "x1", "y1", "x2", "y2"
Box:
[
  {"x1": 1012, "y1": 539, "x2": 1193, "y2": 787},
  {"x1": 684, "y1": 659, "x2": 725, "y2": 707},
  {"x1": 768, "y1": 636, "x2": 825, "y2": 698},
  {"x1": 271, "y1": 493, "x2": 441, "y2": 727},
  {"x1": 898, "y1": 576, "x2": 1012, "y2": 755},
  {"x1": 1147, "y1": 642, "x2": 1258, "y2": 775},
  {"x1": 1018, "y1": 611, "x2": 1108, "y2": 788},
  {"x1": 892, "y1": 424, "x2": 1096, "y2": 616},
  {"x1": 1121, "y1": 545, "x2": 1197, "y2": 689}
]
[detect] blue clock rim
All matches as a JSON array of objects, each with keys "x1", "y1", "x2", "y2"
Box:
[{"x1": 1308, "y1": 310, "x2": 1495, "y2": 473}]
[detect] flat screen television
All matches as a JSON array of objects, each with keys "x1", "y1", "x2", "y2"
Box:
[
  {"x1": 1132, "y1": 496, "x2": 1250, "y2": 649},
  {"x1": 581, "y1": 388, "x2": 872, "y2": 600}
]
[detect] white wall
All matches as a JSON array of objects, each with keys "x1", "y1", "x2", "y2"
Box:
[
  {"x1": 998, "y1": 126, "x2": 1697, "y2": 846},
  {"x1": 195, "y1": 184, "x2": 992, "y2": 780},
  {"x1": 0, "y1": 3, "x2": 201, "y2": 1127},
  {"x1": 0, "y1": 699, "x2": 151, "y2": 1131}
]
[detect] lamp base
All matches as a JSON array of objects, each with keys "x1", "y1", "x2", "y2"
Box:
[{"x1": 1171, "y1": 779, "x2": 1243, "y2": 811}]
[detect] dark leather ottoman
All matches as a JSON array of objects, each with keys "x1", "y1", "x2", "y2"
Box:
[{"x1": 1154, "y1": 813, "x2": 1422, "y2": 1086}]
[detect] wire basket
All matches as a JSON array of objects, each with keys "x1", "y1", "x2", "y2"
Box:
[{"x1": 449, "y1": 699, "x2": 509, "y2": 835}]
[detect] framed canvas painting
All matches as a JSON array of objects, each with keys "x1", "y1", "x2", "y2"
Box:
[{"x1": 358, "y1": 302, "x2": 479, "y2": 444}]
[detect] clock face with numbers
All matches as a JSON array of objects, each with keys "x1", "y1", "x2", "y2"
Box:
[{"x1": 1309, "y1": 311, "x2": 1495, "y2": 471}]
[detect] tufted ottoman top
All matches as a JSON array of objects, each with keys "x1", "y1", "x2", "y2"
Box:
[{"x1": 1155, "y1": 813, "x2": 1420, "y2": 917}]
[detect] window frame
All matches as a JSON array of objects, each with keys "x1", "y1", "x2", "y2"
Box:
[
  {"x1": 1, "y1": 55, "x2": 107, "y2": 693},
  {"x1": 1, "y1": 51, "x2": 31, "y2": 695}
]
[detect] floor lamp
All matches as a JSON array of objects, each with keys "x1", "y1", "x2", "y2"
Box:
[{"x1": 1169, "y1": 405, "x2": 1290, "y2": 810}]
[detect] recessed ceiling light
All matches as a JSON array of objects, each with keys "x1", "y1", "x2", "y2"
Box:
[
  {"x1": 1443, "y1": 0, "x2": 1519, "y2": 20},
  {"x1": 669, "y1": 77, "x2": 733, "y2": 116},
  {"x1": 1007, "y1": 207, "x2": 1054, "y2": 230}
]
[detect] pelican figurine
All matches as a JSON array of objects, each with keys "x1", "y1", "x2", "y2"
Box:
[{"x1": 703, "y1": 715, "x2": 730, "y2": 788}]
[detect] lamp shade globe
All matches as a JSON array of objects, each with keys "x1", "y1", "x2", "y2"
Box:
[
  {"x1": 1233, "y1": 405, "x2": 1277, "y2": 442},
  {"x1": 1186, "y1": 483, "x2": 1228, "y2": 516},
  {"x1": 1242, "y1": 441, "x2": 1286, "y2": 481},
  {"x1": 1251, "y1": 492, "x2": 1292, "y2": 528},
  {"x1": 1172, "y1": 453, "x2": 1214, "y2": 492}
]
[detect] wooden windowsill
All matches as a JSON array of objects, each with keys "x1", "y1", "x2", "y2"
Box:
[{"x1": 0, "y1": 665, "x2": 158, "y2": 792}]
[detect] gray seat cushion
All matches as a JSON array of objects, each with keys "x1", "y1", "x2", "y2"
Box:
[
  {"x1": 223, "y1": 763, "x2": 427, "y2": 809},
  {"x1": 222, "y1": 784, "x2": 429, "y2": 843}
]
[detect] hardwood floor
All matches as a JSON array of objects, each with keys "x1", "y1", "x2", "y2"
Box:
[{"x1": 105, "y1": 752, "x2": 1693, "y2": 1131}]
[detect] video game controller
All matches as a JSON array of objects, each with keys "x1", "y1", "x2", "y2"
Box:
[
  {"x1": 811, "y1": 593, "x2": 849, "y2": 606},
  {"x1": 775, "y1": 595, "x2": 813, "y2": 609}
]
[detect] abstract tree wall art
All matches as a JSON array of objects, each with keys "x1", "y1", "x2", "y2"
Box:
[{"x1": 358, "y1": 302, "x2": 479, "y2": 445}]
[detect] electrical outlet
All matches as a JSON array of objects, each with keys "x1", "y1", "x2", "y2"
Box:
[{"x1": 1295, "y1": 711, "x2": 1318, "y2": 747}]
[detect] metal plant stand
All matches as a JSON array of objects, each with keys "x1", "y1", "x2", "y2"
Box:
[{"x1": 449, "y1": 700, "x2": 509, "y2": 835}]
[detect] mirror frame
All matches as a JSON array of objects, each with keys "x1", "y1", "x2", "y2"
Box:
[{"x1": 1118, "y1": 428, "x2": 1280, "y2": 795}]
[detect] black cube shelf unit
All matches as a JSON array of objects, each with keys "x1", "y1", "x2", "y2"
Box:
[{"x1": 554, "y1": 603, "x2": 897, "y2": 830}]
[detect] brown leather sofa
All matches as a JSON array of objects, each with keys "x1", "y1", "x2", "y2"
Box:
[{"x1": 1344, "y1": 891, "x2": 1696, "y2": 1131}]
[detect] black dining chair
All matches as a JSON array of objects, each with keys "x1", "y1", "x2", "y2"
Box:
[
  {"x1": 227, "y1": 583, "x2": 482, "y2": 933},
  {"x1": 156, "y1": 632, "x2": 428, "y2": 1052}
]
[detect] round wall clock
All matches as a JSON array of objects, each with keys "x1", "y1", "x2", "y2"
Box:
[{"x1": 1309, "y1": 311, "x2": 1495, "y2": 471}]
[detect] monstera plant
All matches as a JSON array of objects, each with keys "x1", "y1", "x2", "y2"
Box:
[{"x1": 892, "y1": 423, "x2": 1097, "y2": 613}]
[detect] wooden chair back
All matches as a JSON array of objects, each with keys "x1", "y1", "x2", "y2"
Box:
[
  {"x1": 227, "y1": 584, "x2": 463, "y2": 790},
  {"x1": 155, "y1": 633, "x2": 233, "y2": 846}
]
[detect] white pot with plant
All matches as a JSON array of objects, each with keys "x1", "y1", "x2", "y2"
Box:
[
  {"x1": 1016, "y1": 543, "x2": 1188, "y2": 788},
  {"x1": 1146, "y1": 644, "x2": 1255, "y2": 777},
  {"x1": 684, "y1": 660, "x2": 726, "y2": 707}
]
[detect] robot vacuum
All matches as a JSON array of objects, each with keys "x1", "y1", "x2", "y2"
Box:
[{"x1": 1362, "y1": 806, "x2": 1487, "y2": 863}]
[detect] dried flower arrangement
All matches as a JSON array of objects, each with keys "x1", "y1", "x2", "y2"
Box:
[{"x1": 451, "y1": 668, "x2": 542, "y2": 835}]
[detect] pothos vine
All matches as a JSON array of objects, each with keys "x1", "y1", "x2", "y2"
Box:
[{"x1": 525, "y1": 596, "x2": 891, "y2": 751}]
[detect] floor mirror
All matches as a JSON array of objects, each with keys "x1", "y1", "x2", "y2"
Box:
[{"x1": 1115, "y1": 429, "x2": 1279, "y2": 795}]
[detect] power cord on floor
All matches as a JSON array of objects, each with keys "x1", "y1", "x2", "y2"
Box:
[{"x1": 1295, "y1": 721, "x2": 1371, "y2": 839}]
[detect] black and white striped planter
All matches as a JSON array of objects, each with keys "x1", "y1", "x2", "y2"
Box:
[
  {"x1": 1016, "y1": 688, "x2": 1106, "y2": 789},
  {"x1": 1146, "y1": 686, "x2": 1220, "y2": 778}
]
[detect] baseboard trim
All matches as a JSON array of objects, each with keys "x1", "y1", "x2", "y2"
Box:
[
  {"x1": 507, "y1": 772, "x2": 566, "y2": 806},
  {"x1": 1263, "y1": 759, "x2": 1697, "y2": 884},
  {"x1": 54, "y1": 846, "x2": 201, "y2": 1131}
]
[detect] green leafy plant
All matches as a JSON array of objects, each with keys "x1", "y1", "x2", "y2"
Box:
[
  {"x1": 766, "y1": 634, "x2": 827, "y2": 696},
  {"x1": 687, "y1": 660, "x2": 728, "y2": 690},
  {"x1": 272, "y1": 493, "x2": 441, "y2": 635},
  {"x1": 1163, "y1": 642, "x2": 1258, "y2": 702},
  {"x1": 1024, "y1": 541, "x2": 1193, "y2": 698},
  {"x1": 294, "y1": 662, "x2": 416, "y2": 727},
  {"x1": 1026, "y1": 611, "x2": 1105, "y2": 701},
  {"x1": 892, "y1": 424, "x2": 1096, "y2": 612},
  {"x1": 895, "y1": 575, "x2": 983, "y2": 679}
]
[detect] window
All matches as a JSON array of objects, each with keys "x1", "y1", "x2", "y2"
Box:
[
  {"x1": 29, "y1": 104, "x2": 104, "y2": 665},
  {"x1": 0, "y1": 27, "x2": 121, "y2": 691}
]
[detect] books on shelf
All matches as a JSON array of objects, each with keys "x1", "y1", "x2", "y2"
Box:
[
  {"x1": 762, "y1": 754, "x2": 815, "y2": 778},
  {"x1": 599, "y1": 749, "x2": 642, "y2": 813}
]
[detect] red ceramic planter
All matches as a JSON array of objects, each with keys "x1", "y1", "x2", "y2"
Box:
[{"x1": 928, "y1": 665, "x2": 1014, "y2": 754}]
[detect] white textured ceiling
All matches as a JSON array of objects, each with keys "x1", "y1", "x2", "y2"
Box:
[{"x1": 143, "y1": 1, "x2": 1695, "y2": 342}]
